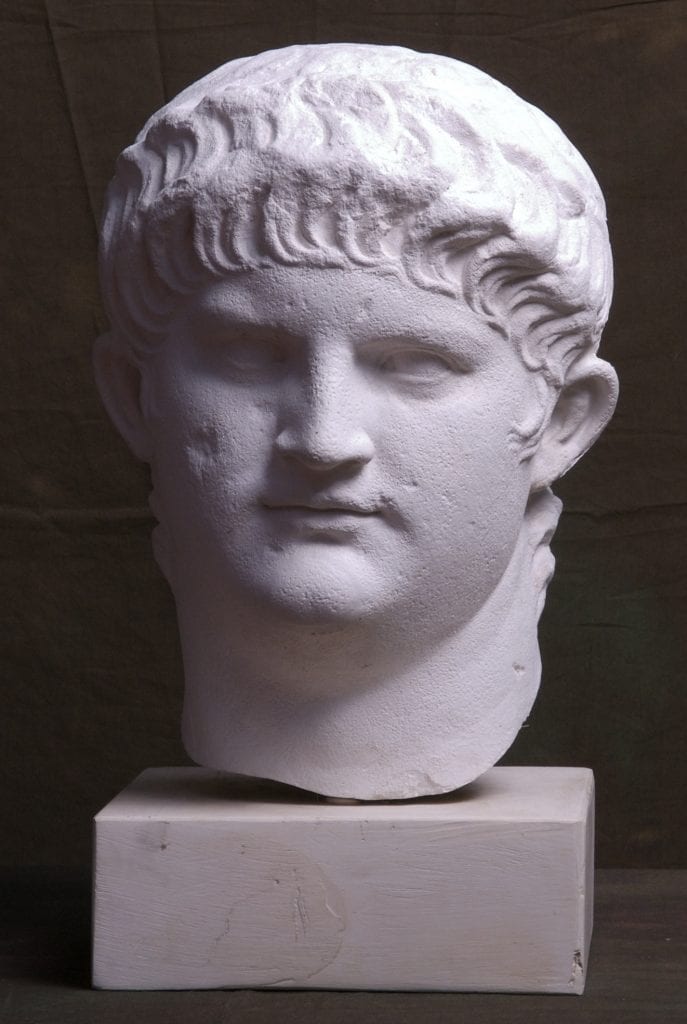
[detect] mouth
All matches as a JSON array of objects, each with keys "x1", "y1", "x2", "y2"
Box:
[
  {"x1": 261, "y1": 500, "x2": 383, "y2": 538},
  {"x1": 262, "y1": 499, "x2": 381, "y2": 517}
]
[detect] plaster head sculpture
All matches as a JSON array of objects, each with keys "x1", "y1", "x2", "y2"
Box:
[{"x1": 94, "y1": 43, "x2": 617, "y2": 799}]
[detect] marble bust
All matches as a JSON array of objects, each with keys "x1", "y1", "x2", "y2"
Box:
[{"x1": 94, "y1": 43, "x2": 617, "y2": 799}]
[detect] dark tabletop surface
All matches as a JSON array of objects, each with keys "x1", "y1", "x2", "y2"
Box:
[{"x1": 1, "y1": 868, "x2": 685, "y2": 1024}]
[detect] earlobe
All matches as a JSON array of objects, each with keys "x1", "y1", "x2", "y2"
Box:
[
  {"x1": 93, "y1": 332, "x2": 153, "y2": 462},
  {"x1": 529, "y1": 356, "x2": 619, "y2": 490}
]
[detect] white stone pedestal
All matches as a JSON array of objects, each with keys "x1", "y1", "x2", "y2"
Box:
[{"x1": 92, "y1": 766, "x2": 594, "y2": 993}]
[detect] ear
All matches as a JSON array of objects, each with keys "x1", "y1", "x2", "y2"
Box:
[
  {"x1": 93, "y1": 332, "x2": 153, "y2": 461},
  {"x1": 528, "y1": 356, "x2": 618, "y2": 490}
]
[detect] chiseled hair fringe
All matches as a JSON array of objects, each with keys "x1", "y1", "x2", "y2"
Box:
[{"x1": 99, "y1": 44, "x2": 613, "y2": 450}]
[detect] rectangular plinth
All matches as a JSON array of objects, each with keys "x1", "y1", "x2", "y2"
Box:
[{"x1": 93, "y1": 766, "x2": 594, "y2": 993}]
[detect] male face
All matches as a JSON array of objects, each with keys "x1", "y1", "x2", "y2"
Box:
[{"x1": 140, "y1": 265, "x2": 536, "y2": 640}]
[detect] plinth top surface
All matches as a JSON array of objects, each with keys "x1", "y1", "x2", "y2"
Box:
[{"x1": 95, "y1": 766, "x2": 593, "y2": 824}]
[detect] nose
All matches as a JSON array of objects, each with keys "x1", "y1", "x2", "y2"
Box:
[{"x1": 275, "y1": 376, "x2": 374, "y2": 472}]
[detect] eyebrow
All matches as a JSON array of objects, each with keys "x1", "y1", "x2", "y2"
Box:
[
  {"x1": 356, "y1": 327, "x2": 487, "y2": 363},
  {"x1": 190, "y1": 309, "x2": 302, "y2": 346}
]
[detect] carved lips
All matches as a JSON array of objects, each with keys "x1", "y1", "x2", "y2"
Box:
[{"x1": 261, "y1": 498, "x2": 383, "y2": 537}]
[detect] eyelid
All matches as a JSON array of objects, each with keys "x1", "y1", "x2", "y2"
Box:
[
  {"x1": 359, "y1": 337, "x2": 473, "y2": 374},
  {"x1": 190, "y1": 325, "x2": 292, "y2": 380}
]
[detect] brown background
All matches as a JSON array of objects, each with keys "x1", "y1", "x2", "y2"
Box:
[{"x1": 2, "y1": 0, "x2": 686, "y2": 869}]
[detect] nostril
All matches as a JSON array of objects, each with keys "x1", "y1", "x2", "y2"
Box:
[{"x1": 275, "y1": 428, "x2": 374, "y2": 469}]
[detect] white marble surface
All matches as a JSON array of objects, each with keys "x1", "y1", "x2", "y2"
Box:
[{"x1": 95, "y1": 44, "x2": 617, "y2": 797}]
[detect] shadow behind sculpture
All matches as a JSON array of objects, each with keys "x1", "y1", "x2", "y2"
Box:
[{"x1": 93, "y1": 44, "x2": 617, "y2": 799}]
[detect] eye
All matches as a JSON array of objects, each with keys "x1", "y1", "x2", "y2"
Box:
[
  {"x1": 375, "y1": 347, "x2": 458, "y2": 384},
  {"x1": 215, "y1": 335, "x2": 287, "y2": 377}
]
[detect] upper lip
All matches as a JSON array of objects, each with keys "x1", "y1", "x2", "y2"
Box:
[{"x1": 262, "y1": 498, "x2": 380, "y2": 515}]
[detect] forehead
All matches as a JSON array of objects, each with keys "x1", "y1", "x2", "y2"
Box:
[{"x1": 177, "y1": 265, "x2": 492, "y2": 341}]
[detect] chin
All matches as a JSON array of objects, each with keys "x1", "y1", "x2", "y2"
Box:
[
  {"x1": 251, "y1": 578, "x2": 386, "y2": 626},
  {"x1": 230, "y1": 545, "x2": 389, "y2": 623}
]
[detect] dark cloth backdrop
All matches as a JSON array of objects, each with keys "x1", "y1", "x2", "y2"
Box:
[{"x1": 2, "y1": 0, "x2": 686, "y2": 867}]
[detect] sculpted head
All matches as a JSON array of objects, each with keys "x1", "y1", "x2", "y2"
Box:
[{"x1": 95, "y1": 44, "x2": 617, "y2": 798}]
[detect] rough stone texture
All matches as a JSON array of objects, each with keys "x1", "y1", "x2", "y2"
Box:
[
  {"x1": 93, "y1": 44, "x2": 616, "y2": 799},
  {"x1": 93, "y1": 766, "x2": 594, "y2": 993}
]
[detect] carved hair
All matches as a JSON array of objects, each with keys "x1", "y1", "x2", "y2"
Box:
[{"x1": 100, "y1": 44, "x2": 613, "y2": 449}]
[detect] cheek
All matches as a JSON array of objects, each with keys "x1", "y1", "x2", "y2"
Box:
[
  {"x1": 402, "y1": 388, "x2": 524, "y2": 486},
  {"x1": 401, "y1": 392, "x2": 531, "y2": 558},
  {"x1": 148, "y1": 377, "x2": 275, "y2": 518}
]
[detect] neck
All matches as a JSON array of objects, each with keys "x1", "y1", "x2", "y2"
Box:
[{"x1": 178, "y1": 490, "x2": 561, "y2": 799}]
